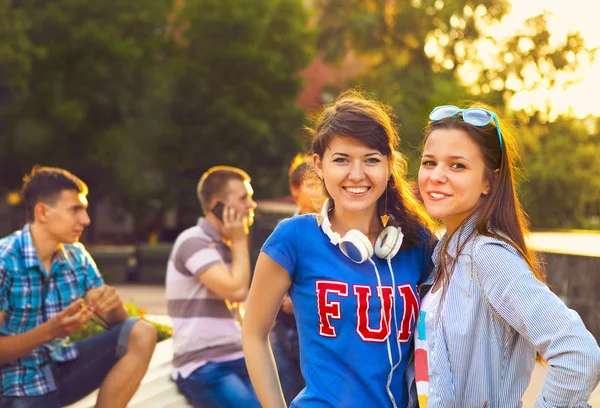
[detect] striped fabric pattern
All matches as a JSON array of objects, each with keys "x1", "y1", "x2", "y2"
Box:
[
  {"x1": 166, "y1": 218, "x2": 243, "y2": 379},
  {"x1": 414, "y1": 309, "x2": 430, "y2": 407},
  {"x1": 406, "y1": 215, "x2": 600, "y2": 407},
  {"x1": 0, "y1": 224, "x2": 104, "y2": 397},
  {"x1": 414, "y1": 288, "x2": 441, "y2": 408}
]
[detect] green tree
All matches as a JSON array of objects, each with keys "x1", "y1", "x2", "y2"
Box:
[
  {"x1": 519, "y1": 116, "x2": 600, "y2": 229},
  {"x1": 312, "y1": 1, "x2": 594, "y2": 161},
  {"x1": 162, "y1": 0, "x2": 314, "y2": 228},
  {"x1": 1, "y1": 0, "x2": 314, "y2": 241},
  {"x1": 0, "y1": 1, "x2": 173, "y2": 239},
  {"x1": 474, "y1": 12, "x2": 594, "y2": 115},
  {"x1": 313, "y1": 0, "x2": 510, "y2": 154},
  {"x1": 0, "y1": 0, "x2": 45, "y2": 189},
  {"x1": 312, "y1": 1, "x2": 598, "y2": 230}
]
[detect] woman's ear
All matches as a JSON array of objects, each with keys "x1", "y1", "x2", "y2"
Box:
[
  {"x1": 483, "y1": 169, "x2": 500, "y2": 196},
  {"x1": 290, "y1": 185, "x2": 300, "y2": 200},
  {"x1": 313, "y1": 153, "x2": 323, "y2": 180}
]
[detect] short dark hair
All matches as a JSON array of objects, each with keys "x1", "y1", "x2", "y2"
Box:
[
  {"x1": 197, "y1": 166, "x2": 251, "y2": 213},
  {"x1": 288, "y1": 154, "x2": 313, "y2": 188},
  {"x1": 22, "y1": 166, "x2": 88, "y2": 222}
]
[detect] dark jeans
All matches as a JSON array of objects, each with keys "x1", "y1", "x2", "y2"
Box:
[
  {"x1": 271, "y1": 323, "x2": 305, "y2": 406},
  {"x1": 175, "y1": 357, "x2": 260, "y2": 408},
  {"x1": 0, "y1": 318, "x2": 139, "y2": 408}
]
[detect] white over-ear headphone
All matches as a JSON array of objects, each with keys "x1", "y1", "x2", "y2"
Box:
[{"x1": 319, "y1": 199, "x2": 403, "y2": 263}]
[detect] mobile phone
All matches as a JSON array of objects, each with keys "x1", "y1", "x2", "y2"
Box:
[{"x1": 211, "y1": 201, "x2": 225, "y2": 221}]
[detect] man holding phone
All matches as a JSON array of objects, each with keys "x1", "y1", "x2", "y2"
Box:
[
  {"x1": 166, "y1": 165, "x2": 259, "y2": 408},
  {"x1": 0, "y1": 167, "x2": 157, "y2": 408}
]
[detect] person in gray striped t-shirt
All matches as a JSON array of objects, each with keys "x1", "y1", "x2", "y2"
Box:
[
  {"x1": 166, "y1": 166, "x2": 260, "y2": 408},
  {"x1": 412, "y1": 104, "x2": 600, "y2": 407}
]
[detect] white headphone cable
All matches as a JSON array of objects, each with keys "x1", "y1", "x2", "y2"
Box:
[
  {"x1": 368, "y1": 258, "x2": 398, "y2": 408},
  {"x1": 388, "y1": 257, "x2": 403, "y2": 374}
]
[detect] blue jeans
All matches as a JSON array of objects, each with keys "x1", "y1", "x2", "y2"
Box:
[
  {"x1": 0, "y1": 318, "x2": 139, "y2": 408},
  {"x1": 175, "y1": 358, "x2": 260, "y2": 408},
  {"x1": 271, "y1": 324, "x2": 305, "y2": 405}
]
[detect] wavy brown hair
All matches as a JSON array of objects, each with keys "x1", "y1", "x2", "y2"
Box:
[
  {"x1": 424, "y1": 103, "x2": 545, "y2": 286},
  {"x1": 307, "y1": 90, "x2": 435, "y2": 247}
]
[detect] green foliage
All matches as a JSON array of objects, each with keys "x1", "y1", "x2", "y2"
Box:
[
  {"x1": 519, "y1": 116, "x2": 600, "y2": 229},
  {"x1": 313, "y1": 2, "x2": 594, "y2": 133},
  {"x1": 479, "y1": 12, "x2": 595, "y2": 113},
  {"x1": 160, "y1": 0, "x2": 314, "y2": 227},
  {"x1": 69, "y1": 303, "x2": 172, "y2": 343},
  {"x1": 1, "y1": 0, "x2": 597, "y2": 234},
  {"x1": 0, "y1": 1, "x2": 173, "y2": 202},
  {"x1": 311, "y1": 0, "x2": 513, "y2": 162},
  {"x1": 315, "y1": 0, "x2": 509, "y2": 65},
  {"x1": 1, "y1": 0, "x2": 314, "y2": 239},
  {"x1": 0, "y1": 0, "x2": 44, "y2": 107},
  {"x1": 313, "y1": 0, "x2": 599, "y2": 229}
]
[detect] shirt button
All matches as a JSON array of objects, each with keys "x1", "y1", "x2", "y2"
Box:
[
  {"x1": 428, "y1": 312, "x2": 433, "y2": 317},
  {"x1": 27, "y1": 304, "x2": 31, "y2": 308}
]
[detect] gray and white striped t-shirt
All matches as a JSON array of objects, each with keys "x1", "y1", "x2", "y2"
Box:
[{"x1": 166, "y1": 218, "x2": 244, "y2": 379}]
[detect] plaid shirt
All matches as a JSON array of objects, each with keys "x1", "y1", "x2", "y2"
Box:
[{"x1": 0, "y1": 224, "x2": 104, "y2": 398}]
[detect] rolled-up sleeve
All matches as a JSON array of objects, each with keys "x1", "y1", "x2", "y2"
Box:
[{"x1": 474, "y1": 242, "x2": 600, "y2": 407}]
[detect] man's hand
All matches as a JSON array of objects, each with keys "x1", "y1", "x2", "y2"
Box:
[
  {"x1": 86, "y1": 285, "x2": 124, "y2": 316},
  {"x1": 46, "y1": 299, "x2": 93, "y2": 340},
  {"x1": 222, "y1": 205, "x2": 249, "y2": 242},
  {"x1": 0, "y1": 299, "x2": 94, "y2": 365},
  {"x1": 280, "y1": 294, "x2": 294, "y2": 315}
]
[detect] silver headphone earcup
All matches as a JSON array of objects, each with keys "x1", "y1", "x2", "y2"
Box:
[
  {"x1": 339, "y1": 229, "x2": 373, "y2": 263},
  {"x1": 375, "y1": 227, "x2": 403, "y2": 259}
]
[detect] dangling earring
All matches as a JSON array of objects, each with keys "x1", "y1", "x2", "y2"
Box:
[{"x1": 380, "y1": 187, "x2": 390, "y2": 228}]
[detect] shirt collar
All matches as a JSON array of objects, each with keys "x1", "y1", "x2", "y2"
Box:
[
  {"x1": 198, "y1": 217, "x2": 222, "y2": 242},
  {"x1": 20, "y1": 224, "x2": 70, "y2": 270},
  {"x1": 20, "y1": 224, "x2": 40, "y2": 269},
  {"x1": 53, "y1": 245, "x2": 69, "y2": 265}
]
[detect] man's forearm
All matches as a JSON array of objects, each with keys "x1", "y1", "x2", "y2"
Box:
[
  {"x1": 229, "y1": 239, "x2": 251, "y2": 292},
  {"x1": 0, "y1": 324, "x2": 53, "y2": 365}
]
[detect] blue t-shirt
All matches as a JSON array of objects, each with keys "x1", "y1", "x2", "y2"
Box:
[{"x1": 262, "y1": 214, "x2": 433, "y2": 408}]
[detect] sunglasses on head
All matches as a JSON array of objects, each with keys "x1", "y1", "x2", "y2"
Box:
[{"x1": 429, "y1": 105, "x2": 503, "y2": 149}]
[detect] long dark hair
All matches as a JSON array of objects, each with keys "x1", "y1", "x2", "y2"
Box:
[
  {"x1": 307, "y1": 90, "x2": 435, "y2": 246},
  {"x1": 424, "y1": 103, "x2": 544, "y2": 286}
]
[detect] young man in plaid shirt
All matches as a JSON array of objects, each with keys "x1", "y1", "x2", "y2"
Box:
[{"x1": 0, "y1": 167, "x2": 157, "y2": 408}]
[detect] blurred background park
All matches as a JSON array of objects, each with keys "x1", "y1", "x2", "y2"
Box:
[
  {"x1": 1, "y1": 0, "x2": 599, "y2": 308},
  {"x1": 3, "y1": 3, "x2": 600, "y2": 404}
]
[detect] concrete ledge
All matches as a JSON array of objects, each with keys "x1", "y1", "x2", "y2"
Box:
[
  {"x1": 61, "y1": 314, "x2": 600, "y2": 406},
  {"x1": 65, "y1": 336, "x2": 191, "y2": 408},
  {"x1": 528, "y1": 231, "x2": 600, "y2": 258}
]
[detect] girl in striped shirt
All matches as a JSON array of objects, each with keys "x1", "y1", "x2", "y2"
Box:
[{"x1": 412, "y1": 104, "x2": 600, "y2": 407}]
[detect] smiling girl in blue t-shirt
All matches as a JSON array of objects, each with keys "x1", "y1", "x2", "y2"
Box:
[{"x1": 243, "y1": 91, "x2": 436, "y2": 408}]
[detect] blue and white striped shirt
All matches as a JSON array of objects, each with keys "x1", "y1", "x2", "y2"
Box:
[{"x1": 407, "y1": 215, "x2": 600, "y2": 407}]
